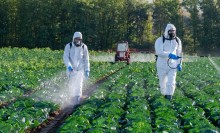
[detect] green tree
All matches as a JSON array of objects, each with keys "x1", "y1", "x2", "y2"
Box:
[
  {"x1": 213, "y1": 0, "x2": 220, "y2": 53},
  {"x1": 200, "y1": 0, "x2": 218, "y2": 54},
  {"x1": 124, "y1": 0, "x2": 154, "y2": 48},
  {"x1": 143, "y1": 11, "x2": 155, "y2": 50},
  {"x1": 0, "y1": 0, "x2": 9, "y2": 47},
  {"x1": 152, "y1": 0, "x2": 182, "y2": 36},
  {"x1": 7, "y1": 0, "x2": 19, "y2": 46},
  {"x1": 182, "y1": 0, "x2": 201, "y2": 54}
]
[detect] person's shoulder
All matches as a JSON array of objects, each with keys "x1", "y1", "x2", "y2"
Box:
[
  {"x1": 155, "y1": 36, "x2": 163, "y2": 43},
  {"x1": 156, "y1": 36, "x2": 163, "y2": 40},
  {"x1": 64, "y1": 42, "x2": 72, "y2": 49},
  {"x1": 65, "y1": 42, "x2": 72, "y2": 46},
  {"x1": 175, "y1": 36, "x2": 182, "y2": 43},
  {"x1": 82, "y1": 43, "x2": 88, "y2": 48}
]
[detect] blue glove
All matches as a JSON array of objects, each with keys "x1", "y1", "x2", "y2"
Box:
[
  {"x1": 85, "y1": 71, "x2": 89, "y2": 79},
  {"x1": 67, "y1": 66, "x2": 73, "y2": 72},
  {"x1": 168, "y1": 53, "x2": 180, "y2": 60},
  {"x1": 177, "y1": 64, "x2": 182, "y2": 71}
]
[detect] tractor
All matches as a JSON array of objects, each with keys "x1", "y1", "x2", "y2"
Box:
[{"x1": 115, "y1": 41, "x2": 130, "y2": 65}]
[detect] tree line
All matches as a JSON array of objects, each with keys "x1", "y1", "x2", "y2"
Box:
[{"x1": 0, "y1": 0, "x2": 220, "y2": 55}]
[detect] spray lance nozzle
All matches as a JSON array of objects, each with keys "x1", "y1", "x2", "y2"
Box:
[
  {"x1": 168, "y1": 56, "x2": 182, "y2": 60},
  {"x1": 168, "y1": 53, "x2": 182, "y2": 60},
  {"x1": 167, "y1": 54, "x2": 182, "y2": 69}
]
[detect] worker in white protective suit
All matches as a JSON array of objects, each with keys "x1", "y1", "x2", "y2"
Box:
[
  {"x1": 155, "y1": 23, "x2": 182, "y2": 100},
  {"x1": 63, "y1": 31, "x2": 90, "y2": 106}
]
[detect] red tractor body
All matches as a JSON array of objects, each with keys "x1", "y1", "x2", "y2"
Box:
[{"x1": 115, "y1": 41, "x2": 130, "y2": 65}]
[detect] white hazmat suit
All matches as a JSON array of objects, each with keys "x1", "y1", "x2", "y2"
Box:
[
  {"x1": 63, "y1": 32, "x2": 90, "y2": 105},
  {"x1": 155, "y1": 24, "x2": 182, "y2": 100}
]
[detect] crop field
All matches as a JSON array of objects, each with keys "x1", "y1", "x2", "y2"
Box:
[{"x1": 0, "y1": 47, "x2": 219, "y2": 133}]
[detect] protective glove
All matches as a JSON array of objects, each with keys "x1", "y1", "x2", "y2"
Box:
[
  {"x1": 168, "y1": 53, "x2": 180, "y2": 60},
  {"x1": 85, "y1": 71, "x2": 90, "y2": 79},
  {"x1": 177, "y1": 64, "x2": 182, "y2": 71},
  {"x1": 67, "y1": 66, "x2": 73, "y2": 72}
]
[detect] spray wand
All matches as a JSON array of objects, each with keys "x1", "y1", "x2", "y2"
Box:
[{"x1": 167, "y1": 53, "x2": 183, "y2": 69}]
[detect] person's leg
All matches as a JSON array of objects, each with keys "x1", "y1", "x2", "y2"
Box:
[
  {"x1": 72, "y1": 71, "x2": 84, "y2": 105},
  {"x1": 166, "y1": 69, "x2": 177, "y2": 100},
  {"x1": 74, "y1": 96, "x2": 81, "y2": 105},
  {"x1": 157, "y1": 67, "x2": 168, "y2": 95},
  {"x1": 68, "y1": 71, "x2": 80, "y2": 106}
]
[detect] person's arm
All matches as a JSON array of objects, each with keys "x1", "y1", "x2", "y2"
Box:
[
  {"x1": 83, "y1": 45, "x2": 90, "y2": 72},
  {"x1": 176, "y1": 38, "x2": 182, "y2": 65},
  {"x1": 155, "y1": 37, "x2": 169, "y2": 58},
  {"x1": 63, "y1": 43, "x2": 72, "y2": 68},
  {"x1": 176, "y1": 38, "x2": 182, "y2": 57}
]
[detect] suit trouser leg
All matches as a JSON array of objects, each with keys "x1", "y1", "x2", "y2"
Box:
[
  {"x1": 166, "y1": 69, "x2": 177, "y2": 95},
  {"x1": 157, "y1": 67, "x2": 168, "y2": 95},
  {"x1": 68, "y1": 71, "x2": 84, "y2": 105}
]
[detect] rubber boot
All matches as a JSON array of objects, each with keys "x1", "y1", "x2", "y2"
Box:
[
  {"x1": 165, "y1": 95, "x2": 172, "y2": 101},
  {"x1": 74, "y1": 96, "x2": 80, "y2": 105},
  {"x1": 71, "y1": 96, "x2": 80, "y2": 106}
]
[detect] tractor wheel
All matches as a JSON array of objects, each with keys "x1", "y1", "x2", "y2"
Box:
[
  {"x1": 115, "y1": 54, "x2": 118, "y2": 62},
  {"x1": 127, "y1": 58, "x2": 130, "y2": 65}
]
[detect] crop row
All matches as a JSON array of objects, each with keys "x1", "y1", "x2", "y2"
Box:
[
  {"x1": 144, "y1": 59, "x2": 219, "y2": 132},
  {"x1": 58, "y1": 59, "x2": 220, "y2": 132},
  {"x1": 0, "y1": 48, "x2": 126, "y2": 132},
  {"x1": 0, "y1": 47, "x2": 124, "y2": 107},
  {"x1": 0, "y1": 98, "x2": 58, "y2": 132},
  {"x1": 1, "y1": 48, "x2": 220, "y2": 132},
  {"x1": 0, "y1": 61, "x2": 125, "y2": 133},
  {"x1": 177, "y1": 58, "x2": 220, "y2": 129},
  {"x1": 58, "y1": 62, "x2": 153, "y2": 132},
  {"x1": 210, "y1": 57, "x2": 220, "y2": 67},
  {"x1": 146, "y1": 72, "x2": 218, "y2": 132},
  {"x1": 0, "y1": 48, "x2": 63, "y2": 106}
]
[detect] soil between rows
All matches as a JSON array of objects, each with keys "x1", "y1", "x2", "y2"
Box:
[{"x1": 27, "y1": 66, "x2": 125, "y2": 133}]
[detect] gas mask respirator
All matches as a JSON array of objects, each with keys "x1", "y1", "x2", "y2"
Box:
[
  {"x1": 168, "y1": 30, "x2": 176, "y2": 39},
  {"x1": 74, "y1": 39, "x2": 82, "y2": 47}
]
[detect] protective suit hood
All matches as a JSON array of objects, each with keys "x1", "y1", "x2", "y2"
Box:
[
  {"x1": 73, "y1": 31, "x2": 83, "y2": 47},
  {"x1": 73, "y1": 32, "x2": 82, "y2": 41},
  {"x1": 164, "y1": 24, "x2": 176, "y2": 38}
]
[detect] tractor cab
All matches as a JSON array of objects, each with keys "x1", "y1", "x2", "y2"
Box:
[{"x1": 115, "y1": 41, "x2": 130, "y2": 65}]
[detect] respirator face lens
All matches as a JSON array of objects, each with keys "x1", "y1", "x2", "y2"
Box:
[
  {"x1": 168, "y1": 30, "x2": 176, "y2": 38},
  {"x1": 74, "y1": 38, "x2": 82, "y2": 47},
  {"x1": 75, "y1": 38, "x2": 82, "y2": 41},
  {"x1": 168, "y1": 30, "x2": 176, "y2": 34}
]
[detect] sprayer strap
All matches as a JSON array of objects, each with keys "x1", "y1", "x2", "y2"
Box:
[
  {"x1": 69, "y1": 42, "x2": 84, "y2": 50},
  {"x1": 162, "y1": 36, "x2": 179, "y2": 45},
  {"x1": 68, "y1": 42, "x2": 85, "y2": 57}
]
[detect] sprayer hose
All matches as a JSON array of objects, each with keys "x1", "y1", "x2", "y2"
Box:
[{"x1": 167, "y1": 57, "x2": 182, "y2": 69}]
